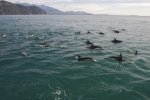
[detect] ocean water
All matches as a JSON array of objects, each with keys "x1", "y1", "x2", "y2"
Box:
[{"x1": 0, "y1": 15, "x2": 150, "y2": 100}]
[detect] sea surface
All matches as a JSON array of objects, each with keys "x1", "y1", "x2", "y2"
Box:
[{"x1": 0, "y1": 15, "x2": 150, "y2": 100}]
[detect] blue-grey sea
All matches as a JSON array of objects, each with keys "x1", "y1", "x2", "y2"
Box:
[{"x1": 0, "y1": 15, "x2": 150, "y2": 100}]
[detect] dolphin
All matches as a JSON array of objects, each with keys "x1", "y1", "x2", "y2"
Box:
[
  {"x1": 109, "y1": 53, "x2": 124, "y2": 62},
  {"x1": 85, "y1": 39, "x2": 93, "y2": 45},
  {"x1": 75, "y1": 55, "x2": 96, "y2": 62},
  {"x1": 111, "y1": 38, "x2": 122, "y2": 43},
  {"x1": 98, "y1": 31, "x2": 105, "y2": 35},
  {"x1": 87, "y1": 43, "x2": 103, "y2": 50}
]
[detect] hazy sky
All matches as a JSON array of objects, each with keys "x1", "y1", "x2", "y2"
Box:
[{"x1": 7, "y1": 0, "x2": 150, "y2": 16}]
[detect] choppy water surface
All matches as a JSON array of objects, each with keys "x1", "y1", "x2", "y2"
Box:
[{"x1": 0, "y1": 15, "x2": 150, "y2": 100}]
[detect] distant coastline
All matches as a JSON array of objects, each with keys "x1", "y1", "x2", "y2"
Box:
[
  {"x1": 0, "y1": 0, "x2": 92, "y2": 15},
  {"x1": 0, "y1": 0, "x2": 46, "y2": 15}
]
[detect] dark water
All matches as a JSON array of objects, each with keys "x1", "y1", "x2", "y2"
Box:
[{"x1": 0, "y1": 15, "x2": 150, "y2": 100}]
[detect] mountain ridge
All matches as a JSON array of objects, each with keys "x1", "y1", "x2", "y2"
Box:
[
  {"x1": 17, "y1": 3, "x2": 92, "y2": 15},
  {"x1": 0, "y1": 1, "x2": 47, "y2": 15}
]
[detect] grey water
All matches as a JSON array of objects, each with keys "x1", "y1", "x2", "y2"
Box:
[{"x1": 0, "y1": 15, "x2": 150, "y2": 100}]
